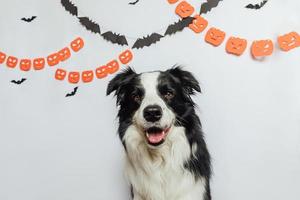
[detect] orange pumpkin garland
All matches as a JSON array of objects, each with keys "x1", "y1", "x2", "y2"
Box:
[
  {"x1": 278, "y1": 31, "x2": 300, "y2": 52},
  {"x1": 175, "y1": 1, "x2": 194, "y2": 18},
  {"x1": 0, "y1": 52, "x2": 6, "y2": 64},
  {"x1": 226, "y1": 37, "x2": 247, "y2": 56},
  {"x1": 251, "y1": 40, "x2": 274, "y2": 58},
  {"x1": 205, "y1": 28, "x2": 226, "y2": 47},
  {"x1": 189, "y1": 15, "x2": 208, "y2": 34},
  {"x1": 20, "y1": 59, "x2": 32, "y2": 71},
  {"x1": 6, "y1": 56, "x2": 18, "y2": 68}
]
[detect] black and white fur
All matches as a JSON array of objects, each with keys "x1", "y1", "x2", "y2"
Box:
[{"x1": 107, "y1": 66, "x2": 211, "y2": 200}]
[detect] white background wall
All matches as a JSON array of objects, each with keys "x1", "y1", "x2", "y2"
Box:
[{"x1": 0, "y1": 0, "x2": 299, "y2": 200}]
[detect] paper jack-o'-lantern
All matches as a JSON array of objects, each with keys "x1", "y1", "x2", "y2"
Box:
[
  {"x1": 278, "y1": 31, "x2": 300, "y2": 52},
  {"x1": 95, "y1": 66, "x2": 108, "y2": 79},
  {"x1": 251, "y1": 40, "x2": 274, "y2": 58},
  {"x1": 70, "y1": 37, "x2": 84, "y2": 52},
  {"x1": 168, "y1": 0, "x2": 178, "y2": 4},
  {"x1": 20, "y1": 59, "x2": 31, "y2": 71},
  {"x1": 47, "y1": 53, "x2": 60, "y2": 66},
  {"x1": 6, "y1": 56, "x2": 18, "y2": 68},
  {"x1": 189, "y1": 15, "x2": 208, "y2": 34},
  {"x1": 58, "y1": 47, "x2": 71, "y2": 62},
  {"x1": 82, "y1": 70, "x2": 94, "y2": 83},
  {"x1": 33, "y1": 58, "x2": 45, "y2": 70},
  {"x1": 175, "y1": 1, "x2": 194, "y2": 18},
  {"x1": 119, "y1": 50, "x2": 133, "y2": 64},
  {"x1": 226, "y1": 37, "x2": 247, "y2": 56},
  {"x1": 106, "y1": 60, "x2": 119, "y2": 74},
  {"x1": 68, "y1": 72, "x2": 80, "y2": 84},
  {"x1": 55, "y1": 69, "x2": 67, "y2": 80},
  {"x1": 205, "y1": 28, "x2": 226, "y2": 47},
  {"x1": 0, "y1": 52, "x2": 6, "y2": 64}
]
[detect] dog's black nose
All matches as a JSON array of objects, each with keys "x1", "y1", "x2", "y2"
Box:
[{"x1": 143, "y1": 105, "x2": 162, "y2": 122}]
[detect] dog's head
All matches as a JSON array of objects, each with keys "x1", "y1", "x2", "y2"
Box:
[{"x1": 106, "y1": 66, "x2": 201, "y2": 148}]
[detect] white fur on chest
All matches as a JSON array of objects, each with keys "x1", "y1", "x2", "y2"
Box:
[{"x1": 123, "y1": 125, "x2": 206, "y2": 200}]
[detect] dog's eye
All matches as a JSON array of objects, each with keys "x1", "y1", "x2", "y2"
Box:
[
  {"x1": 131, "y1": 94, "x2": 141, "y2": 102},
  {"x1": 164, "y1": 91, "x2": 174, "y2": 100}
]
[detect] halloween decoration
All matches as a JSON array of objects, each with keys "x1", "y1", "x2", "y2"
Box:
[
  {"x1": 132, "y1": 33, "x2": 163, "y2": 49},
  {"x1": 129, "y1": 0, "x2": 140, "y2": 5},
  {"x1": 21, "y1": 16, "x2": 37, "y2": 22},
  {"x1": 168, "y1": 0, "x2": 179, "y2": 4},
  {"x1": 47, "y1": 53, "x2": 60, "y2": 66},
  {"x1": 33, "y1": 58, "x2": 45, "y2": 70},
  {"x1": 70, "y1": 37, "x2": 84, "y2": 52},
  {"x1": 55, "y1": 69, "x2": 67, "y2": 81},
  {"x1": 82, "y1": 70, "x2": 94, "y2": 83},
  {"x1": 6, "y1": 56, "x2": 18, "y2": 68},
  {"x1": 164, "y1": 17, "x2": 194, "y2": 36},
  {"x1": 19, "y1": 59, "x2": 32, "y2": 71},
  {"x1": 11, "y1": 78, "x2": 26, "y2": 85},
  {"x1": 199, "y1": 0, "x2": 223, "y2": 14},
  {"x1": 246, "y1": 0, "x2": 268, "y2": 9},
  {"x1": 205, "y1": 27, "x2": 226, "y2": 47},
  {"x1": 226, "y1": 37, "x2": 247, "y2": 56},
  {"x1": 251, "y1": 40, "x2": 274, "y2": 58},
  {"x1": 278, "y1": 31, "x2": 300, "y2": 52},
  {"x1": 0, "y1": 52, "x2": 6, "y2": 64},
  {"x1": 119, "y1": 50, "x2": 133, "y2": 64},
  {"x1": 79, "y1": 17, "x2": 101, "y2": 34},
  {"x1": 175, "y1": 1, "x2": 195, "y2": 18},
  {"x1": 188, "y1": 14, "x2": 208, "y2": 33},
  {"x1": 65, "y1": 87, "x2": 78, "y2": 97},
  {"x1": 68, "y1": 71, "x2": 80, "y2": 84},
  {"x1": 102, "y1": 32, "x2": 128, "y2": 46}
]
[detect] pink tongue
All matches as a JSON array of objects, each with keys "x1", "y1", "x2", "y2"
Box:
[{"x1": 147, "y1": 132, "x2": 164, "y2": 144}]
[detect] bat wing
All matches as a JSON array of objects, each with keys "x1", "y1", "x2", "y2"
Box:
[
  {"x1": 164, "y1": 17, "x2": 193, "y2": 36},
  {"x1": 79, "y1": 17, "x2": 101, "y2": 34},
  {"x1": 101, "y1": 31, "x2": 128, "y2": 46},
  {"x1": 61, "y1": 0, "x2": 78, "y2": 16},
  {"x1": 132, "y1": 33, "x2": 163, "y2": 49},
  {"x1": 200, "y1": 0, "x2": 223, "y2": 14},
  {"x1": 66, "y1": 87, "x2": 78, "y2": 97}
]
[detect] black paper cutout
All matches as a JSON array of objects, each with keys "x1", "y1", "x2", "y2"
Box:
[
  {"x1": 65, "y1": 86, "x2": 78, "y2": 97},
  {"x1": 132, "y1": 33, "x2": 163, "y2": 49},
  {"x1": 21, "y1": 16, "x2": 36, "y2": 22},
  {"x1": 61, "y1": 0, "x2": 78, "y2": 16},
  {"x1": 164, "y1": 17, "x2": 194, "y2": 36},
  {"x1": 79, "y1": 17, "x2": 101, "y2": 34},
  {"x1": 129, "y1": 0, "x2": 140, "y2": 5},
  {"x1": 102, "y1": 31, "x2": 128, "y2": 46},
  {"x1": 200, "y1": 0, "x2": 223, "y2": 14},
  {"x1": 246, "y1": 0, "x2": 268, "y2": 9},
  {"x1": 11, "y1": 78, "x2": 26, "y2": 85}
]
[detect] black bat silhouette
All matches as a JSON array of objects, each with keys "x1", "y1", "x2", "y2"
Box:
[
  {"x1": 21, "y1": 16, "x2": 36, "y2": 22},
  {"x1": 132, "y1": 33, "x2": 163, "y2": 49},
  {"x1": 11, "y1": 78, "x2": 26, "y2": 85},
  {"x1": 101, "y1": 31, "x2": 128, "y2": 46},
  {"x1": 79, "y1": 17, "x2": 101, "y2": 34},
  {"x1": 61, "y1": 0, "x2": 78, "y2": 16},
  {"x1": 246, "y1": 0, "x2": 268, "y2": 9},
  {"x1": 129, "y1": 0, "x2": 140, "y2": 5},
  {"x1": 65, "y1": 86, "x2": 78, "y2": 97},
  {"x1": 164, "y1": 17, "x2": 194, "y2": 36},
  {"x1": 200, "y1": 0, "x2": 223, "y2": 14}
]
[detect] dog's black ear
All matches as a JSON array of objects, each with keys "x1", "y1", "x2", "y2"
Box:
[
  {"x1": 106, "y1": 67, "x2": 136, "y2": 97},
  {"x1": 167, "y1": 66, "x2": 201, "y2": 94}
]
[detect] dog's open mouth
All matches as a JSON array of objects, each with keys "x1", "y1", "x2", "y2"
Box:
[{"x1": 145, "y1": 127, "x2": 170, "y2": 146}]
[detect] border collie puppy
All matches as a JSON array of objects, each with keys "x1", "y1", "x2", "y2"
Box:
[{"x1": 106, "y1": 66, "x2": 211, "y2": 200}]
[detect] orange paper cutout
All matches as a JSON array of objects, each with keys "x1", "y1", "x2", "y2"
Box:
[
  {"x1": 168, "y1": 0, "x2": 179, "y2": 4},
  {"x1": 33, "y1": 58, "x2": 45, "y2": 70},
  {"x1": 0, "y1": 52, "x2": 6, "y2": 64},
  {"x1": 47, "y1": 53, "x2": 60, "y2": 66},
  {"x1": 6, "y1": 56, "x2": 18, "y2": 68},
  {"x1": 68, "y1": 71, "x2": 80, "y2": 84},
  {"x1": 119, "y1": 50, "x2": 133, "y2": 64},
  {"x1": 189, "y1": 15, "x2": 208, "y2": 33},
  {"x1": 205, "y1": 28, "x2": 226, "y2": 47},
  {"x1": 106, "y1": 60, "x2": 119, "y2": 74},
  {"x1": 20, "y1": 59, "x2": 31, "y2": 71},
  {"x1": 175, "y1": 1, "x2": 195, "y2": 18},
  {"x1": 278, "y1": 31, "x2": 300, "y2": 52},
  {"x1": 71, "y1": 37, "x2": 84, "y2": 52},
  {"x1": 226, "y1": 37, "x2": 247, "y2": 56},
  {"x1": 58, "y1": 47, "x2": 71, "y2": 62},
  {"x1": 82, "y1": 70, "x2": 94, "y2": 83},
  {"x1": 95, "y1": 66, "x2": 108, "y2": 79},
  {"x1": 251, "y1": 40, "x2": 274, "y2": 58},
  {"x1": 55, "y1": 69, "x2": 67, "y2": 80}
]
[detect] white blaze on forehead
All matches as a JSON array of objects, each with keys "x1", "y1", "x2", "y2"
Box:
[{"x1": 140, "y1": 72, "x2": 160, "y2": 98}]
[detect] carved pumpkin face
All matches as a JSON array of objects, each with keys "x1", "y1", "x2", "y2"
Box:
[
  {"x1": 95, "y1": 66, "x2": 108, "y2": 79},
  {"x1": 82, "y1": 70, "x2": 94, "y2": 83},
  {"x1": 189, "y1": 15, "x2": 208, "y2": 34},
  {"x1": 251, "y1": 40, "x2": 274, "y2": 58},
  {"x1": 6, "y1": 56, "x2": 18, "y2": 68},
  {"x1": 0, "y1": 52, "x2": 6, "y2": 64},
  {"x1": 70, "y1": 37, "x2": 84, "y2": 52},
  {"x1": 55, "y1": 69, "x2": 67, "y2": 80},
  {"x1": 33, "y1": 58, "x2": 45, "y2": 70},
  {"x1": 58, "y1": 47, "x2": 71, "y2": 62},
  {"x1": 20, "y1": 59, "x2": 31, "y2": 71},
  {"x1": 226, "y1": 37, "x2": 247, "y2": 56},
  {"x1": 106, "y1": 60, "x2": 119, "y2": 74},
  {"x1": 68, "y1": 72, "x2": 80, "y2": 84},
  {"x1": 47, "y1": 53, "x2": 60, "y2": 66},
  {"x1": 278, "y1": 31, "x2": 300, "y2": 52},
  {"x1": 205, "y1": 28, "x2": 226, "y2": 47},
  {"x1": 119, "y1": 50, "x2": 133, "y2": 64},
  {"x1": 167, "y1": 0, "x2": 178, "y2": 4},
  {"x1": 175, "y1": 1, "x2": 194, "y2": 18}
]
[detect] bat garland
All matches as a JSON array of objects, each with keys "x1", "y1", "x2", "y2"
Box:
[
  {"x1": 11, "y1": 78, "x2": 26, "y2": 85},
  {"x1": 129, "y1": 0, "x2": 140, "y2": 5},
  {"x1": 199, "y1": 0, "x2": 223, "y2": 15},
  {"x1": 246, "y1": 0, "x2": 268, "y2": 9},
  {"x1": 65, "y1": 86, "x2": 78, "y2": 97},
  {"x1": 170, "y1": 1, "x2": 300, "y2": 58},
  {"x1": 60, "y1": 0, "x2": 196, "y2": 49},
  {"x1": 21, "y1": 16, "x2": 37, "y2": 22}
]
